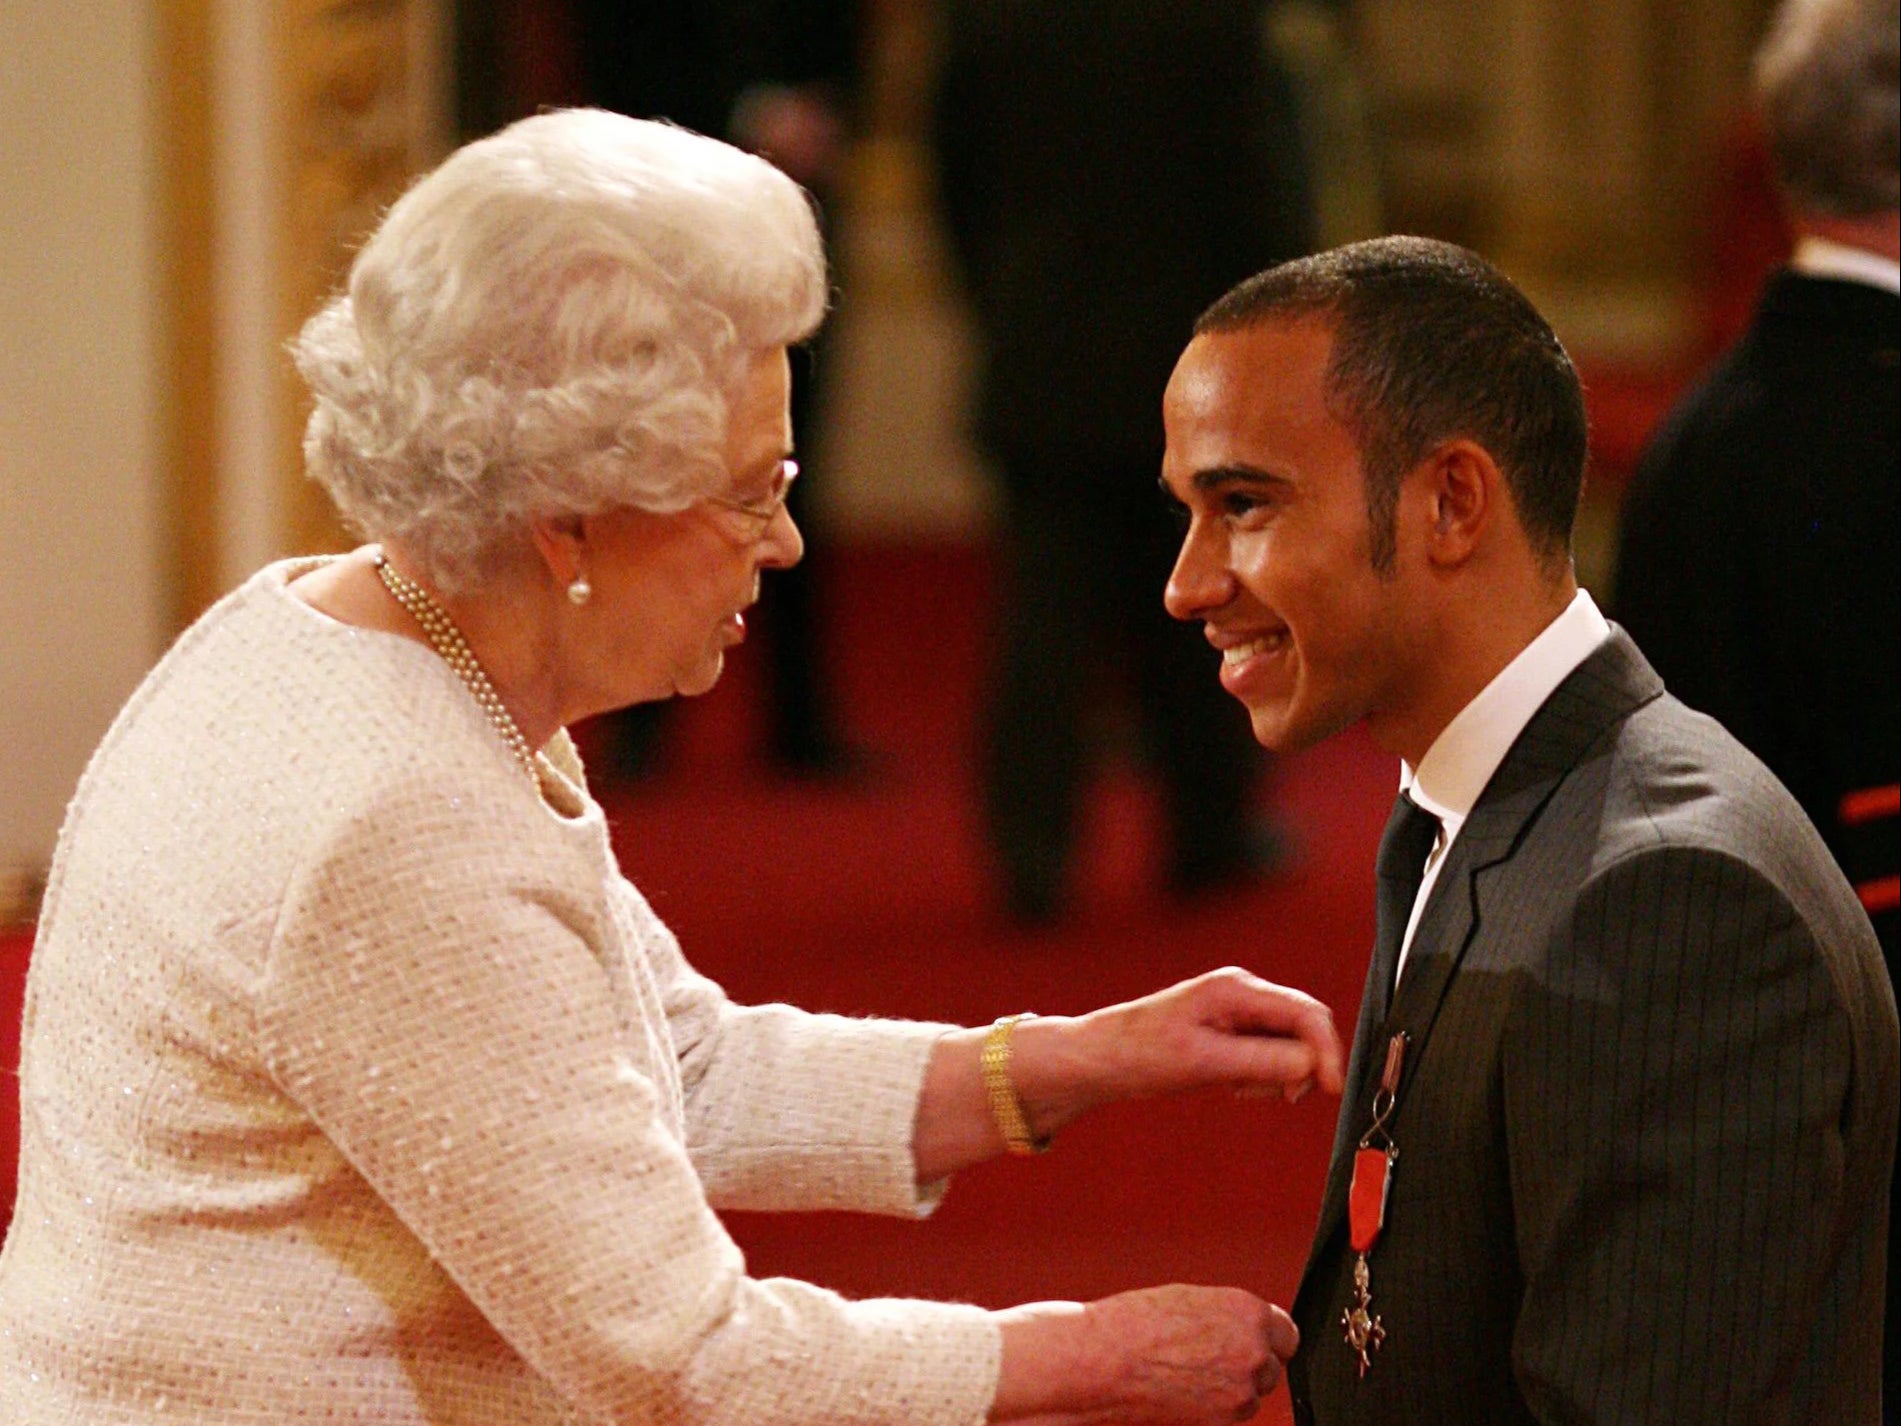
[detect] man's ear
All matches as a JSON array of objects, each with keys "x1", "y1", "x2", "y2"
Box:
[
  {"x1": 528, "y1": 515, "x2": 588, "y2": 589},
  {"x1": 1417, "y1": 438, "x2": 1501, "y2": 570}
]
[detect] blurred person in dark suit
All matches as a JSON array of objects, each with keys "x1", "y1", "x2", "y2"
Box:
[
  {"x1": 1616, "y1": 0, "x2": 1898, "y2": 963},
  {"x1": 575, "y1": 0, "x2": 866, "y2": 777},
  {"x1": 1615, "y1": 0, "x2": 1899, "y2": 1409},
  {"x1": 1165, "y1": 235, "x2": 1896, "y2": 1422},
  {"x1": 934, "y1": 0, "x2": 1314, "y2": 922},
  {"x1": 1616, "y1": 0, "x2": 1898, "y2": 959}
]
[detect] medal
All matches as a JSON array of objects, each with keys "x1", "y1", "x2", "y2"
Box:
[{"x1": 1342, "y1": 1032, "x2": 1406, "y2": 1377}]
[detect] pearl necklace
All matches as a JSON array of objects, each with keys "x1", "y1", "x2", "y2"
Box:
[{"x1": 374, "y1": 553, "x2": 539, "y2": 785}]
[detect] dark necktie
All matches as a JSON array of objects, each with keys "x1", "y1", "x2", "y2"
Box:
[{"x1": 1371, "y1": 792, "x2": 1442, "y2": 1022}]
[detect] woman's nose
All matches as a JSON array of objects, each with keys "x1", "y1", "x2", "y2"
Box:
[{"x1": 760, "y1": 504, "x2": 804, "y2": 569}]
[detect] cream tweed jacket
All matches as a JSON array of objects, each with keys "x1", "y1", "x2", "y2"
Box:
[{"x1": 0, "y1": 561, "x2": 1001, "y2": 1424}]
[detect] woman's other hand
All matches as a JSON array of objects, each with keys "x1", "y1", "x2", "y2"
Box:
[{"x1": 989, "y1": 1285, "x2": 1297, "y2": 1424}]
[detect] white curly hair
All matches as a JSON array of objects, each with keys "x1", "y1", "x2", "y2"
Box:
[{"x1": 291, "y1": 108, "x2": 828, "y2": 592}]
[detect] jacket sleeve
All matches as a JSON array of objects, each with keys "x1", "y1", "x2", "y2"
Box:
[
  {"x1": 1502, "y1": 842, "x2": 1870, "y2": 1421},
  {"x1": 610, "y1": 874, "x2": 961, "y2": 1216},
  {"x1": 258, "y1": 776, "x2": 998, "y2": 1426}
]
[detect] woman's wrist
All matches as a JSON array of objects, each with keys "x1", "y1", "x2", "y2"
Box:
[
  {"x1": 913, "y1": 1020, "x2": 1083, "y2": 1183},
  {"x1": 995, "y1": 1013, "x2": 1105, "y2": 1146},
  {"x1": 988, "y1": 1300, "x2": 1106, "y2": 1420}
]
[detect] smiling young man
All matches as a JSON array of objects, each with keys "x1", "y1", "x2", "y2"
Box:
[{"x1": 1161, "y1": 236, "x2": 1898, "y2": 1423}]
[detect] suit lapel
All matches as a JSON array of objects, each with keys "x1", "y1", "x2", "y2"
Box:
[{"x1": 1295, "y1": 630, "x2": 1665, "y2": 1305}]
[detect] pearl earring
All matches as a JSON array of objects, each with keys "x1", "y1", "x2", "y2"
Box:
[{"x1": 567, "y1": 576, "x2": 592, "y2": 606}]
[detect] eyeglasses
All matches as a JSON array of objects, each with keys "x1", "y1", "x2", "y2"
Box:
[{"x1": 705, "y1": 458, "x2": 799, "y2": 541}]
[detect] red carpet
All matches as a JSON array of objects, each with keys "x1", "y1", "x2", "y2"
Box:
[{"x1": 2, "y1": 542, "x2": 1395, "y2": 1420}]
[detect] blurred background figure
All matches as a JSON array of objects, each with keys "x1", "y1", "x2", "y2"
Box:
[
  {"x1": 933, "y1": 0, "x2": 1318, "y2": 923},
  {"x1": 1614, "y1": 0, "x2": 1897, "y2": 961},
  {"x1": 571, "y1": 0, "x2": 869, "y2": 779},
  {"x1": 1261, "y1": 1, "x2": 1383, "y2": 254},
  {"x1": 1612, "y1": 1, "x2": 1898, "y2": 1408}
]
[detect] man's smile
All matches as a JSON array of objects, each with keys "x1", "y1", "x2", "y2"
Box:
[
  {"x1": 1216, "y1": 629, "x2": 1290, "y2": 667},
  {"x1": 1207, "y1": 624, "x2": 1293, "y2": 704}
]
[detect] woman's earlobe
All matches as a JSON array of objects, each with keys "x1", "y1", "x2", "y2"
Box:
[{"x1": 528, "y1": 515, "x2": 589, "y2": 590}]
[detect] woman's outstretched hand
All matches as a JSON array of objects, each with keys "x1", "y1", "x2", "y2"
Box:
[
  {"x1": 912, "y1": 967, "x2": 1343, "y2": 1185},
  {"x1": 1006, "y1": 968, "x2": 1346, "y2": 1142},
  {"x1": 1077, "y1": 965, "x2": 1343, "y2": 1104},
  {"x1": 989, "y1": 1285, "x2": 1298, "y2": 1424}
]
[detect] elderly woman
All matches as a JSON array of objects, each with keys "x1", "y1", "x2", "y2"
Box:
[{"x1": 0, "y1": 111, "x2": 1340, "y2": 1424}]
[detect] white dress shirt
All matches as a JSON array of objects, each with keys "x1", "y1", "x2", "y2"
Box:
[{"x1": 1393, "y1": 589, "x2": 1613, "y2": 986}]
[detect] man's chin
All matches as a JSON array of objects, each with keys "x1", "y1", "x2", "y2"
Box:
[{"x1": 1247, "y1": 701, "x2": 1346, "y2": 755}]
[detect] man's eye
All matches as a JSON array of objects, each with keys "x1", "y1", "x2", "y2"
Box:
[{"x1": 1222, "y1": 492, "x2": 1267, "y2": 519}]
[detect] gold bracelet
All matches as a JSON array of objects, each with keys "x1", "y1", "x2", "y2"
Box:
[{"x1": 981, "y1": 1013, "x2": 1051, "y2": 1157}]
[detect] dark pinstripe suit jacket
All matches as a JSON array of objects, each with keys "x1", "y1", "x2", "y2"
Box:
[{"x1": 1289, "y1": 630, "x2": 1899, "y2": 1424}]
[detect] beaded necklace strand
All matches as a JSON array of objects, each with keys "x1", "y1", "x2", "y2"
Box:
[{"x1": 374, "y1": 553, "x2": 539, "y2": 786}]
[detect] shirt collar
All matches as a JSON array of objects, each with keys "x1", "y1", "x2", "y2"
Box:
[
  {"x1": 1400, "y1": 590, "x2": 1611, "y2": 828},
  {"x1": 1791, "y1": 236, "x2": 1901, "y2": 295}
]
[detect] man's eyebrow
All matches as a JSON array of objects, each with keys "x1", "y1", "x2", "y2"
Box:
[{"x1": 1190, "y1": 465, "x2": 1290, "y2": 492}]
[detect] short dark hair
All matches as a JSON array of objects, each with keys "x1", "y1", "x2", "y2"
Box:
[{"x1": 1196, "y1": 236, "x2": 1588, "y2": 574}]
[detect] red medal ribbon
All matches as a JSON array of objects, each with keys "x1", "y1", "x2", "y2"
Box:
[{"x1": 1348, "y1": 1146, "x2": 1392, "y2": 1255}]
